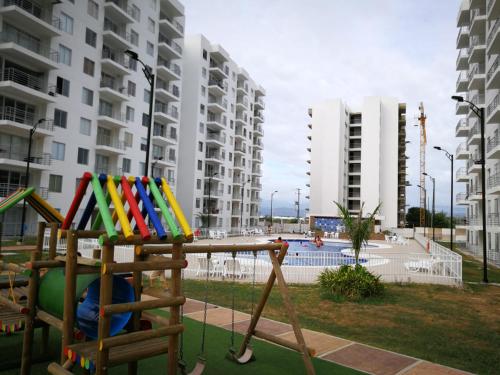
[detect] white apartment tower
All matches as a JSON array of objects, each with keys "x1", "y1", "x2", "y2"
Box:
[
  {"x1": 307, "y1": 97, "x2": 406, "y2": 231},
  {"x1": 0, "y1": 0, "x2": 185, "y2": 235},
  {"x1": 455, "y1": 0, "x2": 500, "y2": 264},
  {"x1": 178, "y1": 34, "x2": 265, "y2": 233}
]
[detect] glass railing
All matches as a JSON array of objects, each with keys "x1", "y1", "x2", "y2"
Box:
[
  {"x1": 488, "y1": 174, "x2": 500, "y2": 188},
  {"x1": 0, "y1": 147, "x2": 51, "y2": 165},
  {"x1": 158, "y1": 34, "x2": 182, "y2": 54},
  {"x1": 159, "y1": 12, "x2": 184, "y2": 34},
  {"x1": 487, "y1": 55, "x2": 500, "y2": 82},
  {"x1": 102, "y1": 46, "x2": 129, "y2": 68},
  {"x1": 96, "y1": 134, "x2": 125, "y2": 150},
  {"x1": 105, "y1": 0, "x2": 135, "y2": 19},
  {"x1": 487, "y1": 135, "x2": 499, "y2": 152},
  {"x1": 157, "y1": 57, "x2": 181, "y2": 76},
  {"x1": 487, "y1": 93, "x2": 500, "y2": 117}
]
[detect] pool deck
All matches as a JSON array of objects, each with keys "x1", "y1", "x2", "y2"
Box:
[{"x1": 143, "y1": 292, "x2": 473, "y2": 375}]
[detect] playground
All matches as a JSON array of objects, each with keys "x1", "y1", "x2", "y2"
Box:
[{"x1": 0, "y1": 172, "x2": 319, "y2": 375}]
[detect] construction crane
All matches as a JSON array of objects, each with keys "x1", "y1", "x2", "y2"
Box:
[{"x1": 418, "y1": 102, "x2": 427, "y2": 227}]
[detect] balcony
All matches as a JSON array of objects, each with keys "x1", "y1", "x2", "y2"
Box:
[
  {"x1": 467, "y1": 63, "x2": 485, "y2": 90},
  {"x1": 255, "y1": 97, "x2": 265, "y2": 110},
  {"x1": 0, "y1": 0, "x2": 61, "y2": 38},
  {"x1": 206, "y1": 114, "x2": 225, "y2": 130},
  {"x1": 254, "y1": 124, "x2": 263, "y2": 136},
  {"x1": 251, "y1": 181, "x2": 262, "y2": 189},
  {"x1": 236, "y1": 81, "x2": 248, "y2": 94},
  {"x1": 157, "y1": 57, "x2": 181, "y2": 81},
  {"x1": 205, "y1": 152, "x2": 222, "y2": 164},
  {"x1": 152, "y1": 125, "x2": 177, "y2": 145},
  {"x1": 456, "y1": 192, "x2": 469, "y2": 205},
  {"x1": 209, "y1": 60, "x2": 227, "y2": 79},
  {"x1": 487, "y1": 93, "x2": 500, "y2": 124},
  {"x1": 467, "y1": 153, "x2": 482, "y2": 174},
  {"x1": 207, "y1": 96, "x2": 227, "y2": 113},
  {"x1": 208, "y1": 77, "x2": 225, "y2": 96},
  {"x1": 234, "y1": 127, "x2": 245, "y2": 140},
  {"x1": 205, "y1": 132, "x2": 225, "y2": 146},
  {"x1": 487, "y1": 212, "x2": 500, "y2": 226},
  {"x1": 97, "y1": 110, "x2": 128, "y2": 129},
  {"x1": 154, "y1": 102, "x2": 179, "y2": 124},
  {"x1": 0, "y1": 106, "x2": 53, "y2": 137},
  {"x1": 104, "y1": 0, "x2": 135, "y2": 24},
  {"x1": 95, "y1": 134, "x2": 126, "y2": 155},
  {"x1": 158, "y1": 34, "x2": 182, "y2": 59},
  {"x1": 487, "y1": 135, "x2": 500, "y2": 158},
  {"x1": 156, "y1": 80, "x2": 180, "y2": 103},
  {"x1": 159, "y1": 11, "x2": 184, "y2": 38},
  {"x1": 457, "y1": 0, "x2": 470, "y2": 27},
  {"x1": 254, "y1": 110, "x2": 264, "y2": 123},
  {"x1": 236, "y1": 96, "x2": 249, "y2": 110},
  {"x1": 456, "y1": 49, "x2": 469, "y2": 71},
  {"x1": 253, "y1": 153, "x2": 263, "y2": 162},
  {"x1": 203, "y1": 189, "x2": 224, "y2": 197},
  {"x1": 101, "y1": 46, "x2": 130, "y2": 76},
  {"x1": 468, "y1": 35, "x2": 485, "y2": 63},
  {"x1": 457, "y1": 26, "x2": 470, "y2": 48},
  {"x1": 487, "y1": 173, "x2": 500, "y2": 194},
  {"x1": 231, "y1": 207, "x2": 242, "y2": 216},
  {"x1": 233, "y1": 161, "x2": 244, "y2": 171},
  {"x1": 488, "y1": 0, "x2": 500, "y2": 18},
  {"x1": 103, "y1": 20, "x2": 133, "y2": 50},
  {"x1": 456, "y1": 118, "x2": 469, "y2": 137},
  {"x1": 99, "y1": 77, "x2": 129, "y2": 102},
  {"x1": 155, "y1": 155, "x2": 176, "y2": 167},
  {"x1": 487, "y1": 54, "x2": 500, "y2": 89},
  {"x1": 456, "y1": 142, "x2": 470, "y2": 160},
  {"x1": 467, "y1": 120, "x2": 481, "y2": 146},
  {"x1": 235, "y1": 113, "x2": 247, "y2": 125},
  {"x1": 0, "y1": 67, "x2": 55, "y2": 104},
  {"x1": 456, "y1": 71, "x2": 468, "y2": 92},
  {"x1": 469, "y1": 8, "x2": 486, "y2": 36},
  {"x1": 0, "y1": 148, "x2": 51, "y2": 170},
  {"x1": 253, "y1": 138, "x2": 263, "y2": 149},
  {"x1": 0, "y1": 182, "x2": 44, "y2": 199},
  {"x1": 456, "y1": 167, "x2": 470, "y2": 182},
  {"x1": 234, "y1": 143, "x2": 246, "y2": 155},
  {"x1": 252, "y1": 167, "x2": 262, "y2": 176}
]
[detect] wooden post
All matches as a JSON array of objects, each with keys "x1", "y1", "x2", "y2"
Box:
[
  {"x1": 238, "y1": 244, "x2": 287, "y2": 358},
  {"x1": 61, "y1": 230, "x2": 78, "y2": 363},
  {"x1": 48, "y1": 222, "x2": 59, "y2": 260},
  {"x1": 20, "y1": 222, "x2": 45, "y2": 375},
  {"x1": 268, "y1": 249, "x2": 315, "y2": 375},
  {"x1": 168, "y1": 243, "x2": 182, "y2": 375},
  {"x1": 127, "y1": 246, "x2": 142, "y2": 375},
  {"x1": 95, "y1": 244, "x2": 115, "y2": 375}
]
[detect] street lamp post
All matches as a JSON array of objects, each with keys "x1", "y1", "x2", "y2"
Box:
[
  {"x1": 434, "y1": 146, "x2": 454, "y2": 256},
  {"x1": 125, "y1": 50, "x2": 155, "y2": 176},
  {"x1": 207, "y1": 172, "x2": 218, "y2": 230},
  {"x1": 20, "y1": 118, "x2": 46, "y2": 243},
  {"x1": 423, "y1": 172, "x2": 436, "y2": 241},
  {"x1": 417, "y1": 185, "x2": 427, "y2": 238},
  {"x1": 270, "y1": 190, "x2": 278, "y2": 234},
  {"x1": 450, "y1": 95, "x2": 487, "y2": 283}
]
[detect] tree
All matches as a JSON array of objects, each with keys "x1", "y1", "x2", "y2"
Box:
[
  {"x1": 405, "y1": 207, "x2": 452, "y2": 228},
  {"x1": 334, "y1": 201, "x2": 381, "y2": 265}
]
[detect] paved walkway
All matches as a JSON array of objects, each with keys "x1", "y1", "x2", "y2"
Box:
[{"x1": 143, "y1": 294, "x2": 472, "y2": 375}]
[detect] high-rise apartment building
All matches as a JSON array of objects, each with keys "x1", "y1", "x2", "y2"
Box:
[
  {"x1": 455, "y1": 0, "x2": 500, "y2": 264},
  {"x1": 0, "y1": 0, "x2": 185, "y2": 235},
  {"x1": 178, "y1": 34, "x2": 265, "y2": 233},
  {"x1": 306, "y1": 97, "x2": 406, "y2": 231}
]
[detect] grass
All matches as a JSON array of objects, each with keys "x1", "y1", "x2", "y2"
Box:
[
  {"x1": 0, "y1": 310, "x2": 361, "y2": 375},
  {"x1": 178, "y1": 267, "x2": 500, "y2": 374}
]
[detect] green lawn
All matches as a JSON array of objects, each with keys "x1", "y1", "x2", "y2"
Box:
[{"x1": 0, "y1": 310, "x2": 360, "y2": 374}]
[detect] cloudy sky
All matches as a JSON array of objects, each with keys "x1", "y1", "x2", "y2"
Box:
[{"x1": 182, "y1": 0, "x2": 463, "y2": 215}]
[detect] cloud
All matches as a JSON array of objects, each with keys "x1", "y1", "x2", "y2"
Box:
[{"x1": 182, "y1": 0, "x2": 464, "y2": 215}]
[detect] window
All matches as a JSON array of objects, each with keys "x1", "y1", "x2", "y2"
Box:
[
  {"x1": 196, "y1": 179, "x2": 201, "y2": 189},
  {"x1": 49, "y1": 175, "x2": 63, "y2": 193},
  {"x1": 227, "y1": 186, "x2": 231, "y2": 194},
  {"x1": 148, "y1": 17, "x2": 155, "y2": 33},
  {"x1": 77, "y1": 148, "x2": 89, "y2": 165},
  {"x1": 198, "y1": 142, "x2": 203, "y2": 152},
  {"x1": 129, "y1": 58, "x2": 137, "y2": 71},
  {"x1": 144, "y1": 89, "x2": 151, "y2": 103},
  {"x1": 221, "y1": 166, "x2": 225, "y2": 176},
  {"x1": 153, "y1": 144, "x2": 163, "y2": 159},
  {"x1": 130, "y1": 30, "x2": 139, "y2": 46},
  {"x1": 199, "y1": 122, "x2": 204, "y2": 134},
  {"x1": 197, "y1": 160, "x2": 202, "y2": 170},
  {"x1": 56, "y1": 76, "x2": 70, "y2": 97},
  {"x1": 83, "y1": 58, "x2": 95, "y2": 76},
  {"x1": 140, "y1": 138, "x2": 147, "y2": 151},
  {"x1": 58, "y1": 44, "x2": 72, "y2": 66},
  {"x1": 85, "y1": 28, "x2": 97, "y2": 47},
  {"x1": 142, "y1": 113, "x2": 150, "y2": 127},
  {"x1": 202, "y1": 50, "x2": 207, "y2": 60},
  {"x1": 126, "y1": 106, "x2": 134, "y2": 122},
  {"x1": 146, "y1": 41, "x2": 154, "y2": 56},
  {"x1": 82, "y1": 88, "x2": 94, "y2": 106},
  {"x1": 80, "y1": 117, "x2": 91, "y2": 135},
  {"x1": 54, "y1": 109, "x2": 67, "y2": 128},
  {"x1": 200, "y1": 104, "x2": 205, "y2": 114},
  {"x1": 201, "y1": 86, "x2": 206, "y2": 96},
  {"x1": 51, "y1": 142, "x2": 65, "y2": 161},
  {"x1": 201, "y1": 67, "x2": 206, "y2": 78},
  {"x1": 59, "y1": 12, "x2": 74, "y2": 34},
  {"x1": 195, "y1": 198, "x2": 200, "y2": 209},
  {"x1": 87, "y1": 0, "x2": 98, "y2": 18},
  {"x1": 122, "y1": 158, "x2": 131, "y2": 173},
  {"x1": 127, "y1": 81, "x2": 136, "y2": 97},
  {"x1": 139, "y1": 162, "x2": 145, "y2": 175},
  {"x1": 229, "y1": 152, "x2": 232, "y2": 161},
  {"x1": 124, "y1": 132, "x2": 133, "y2": 147},
  {"x1": 132, "y1": 4, "x2": 140, "y2": 21}
]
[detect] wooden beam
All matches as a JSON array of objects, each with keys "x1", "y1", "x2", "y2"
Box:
[
  {"x1": 139, "y1": 242, "x2": 283, "y2": 256},
  {"x1": 101, "y1": 296, "x2": 185, "y2": 316},
  {"x1": 254, "y1": 329, "x2": 315, "y2": 357},
  {"x1": 168, "y1": 243, "x2": 182, "y2": 375},
  {"x1": 55, "y1": 255, "x2": 102, "y2": 267},
  {"x1": 48, "y1": 222, "x2": 59, "y2": 260},
  {"x1": 99, "y1": 324, "x2": 183, "y2": 351},
  {"x1": 61, "y1": 231, "x2": 78, "y2": 364},
  {"x1": 102, "y1": 260, "x2": 186, "y2": 275},
  {"x1": 0, "y1": 293, "x2": 29, "y2": 314},
  {"x1": 47, "y1": 362, "x2": 73, "y2": 375}
]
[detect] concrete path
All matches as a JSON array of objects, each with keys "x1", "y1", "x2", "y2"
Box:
[{"x1": 144, "y1": 294, "x2": 473, "y2": 375}]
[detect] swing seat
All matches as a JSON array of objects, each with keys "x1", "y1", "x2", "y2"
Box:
[
  {"x1": 188, "y1": 356, "x2": 206, "y2": 375},
  {"x1": 227, "y1": 346, "x2": 255, "y2": 364}
]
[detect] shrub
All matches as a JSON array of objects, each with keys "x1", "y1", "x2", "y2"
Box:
[{"x1": 318, "y1": 265, "x2": 384, "y2": 300}]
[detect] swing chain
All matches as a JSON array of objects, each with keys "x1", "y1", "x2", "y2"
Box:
[
  {"x1": 178, "y1": 253, "x2": 186, "y2": 374},
  {"x1": 250, "y1": 251, "x2": 257, "y2": 319},
  {"x1": 200, "y1": 252, "x2": 211, "y2": 356},
  {"x1": 230, "y1": 251, "x2": 237, "y2": 350}
]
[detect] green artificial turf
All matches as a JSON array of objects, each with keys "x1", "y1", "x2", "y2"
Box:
[{"x1": 0, "y1": 309, "x2": 361, "y2": 374}]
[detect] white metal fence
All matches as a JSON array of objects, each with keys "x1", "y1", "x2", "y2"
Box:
[{"x1": 43, "y1": 231, "x2": 462, "y2": 286}]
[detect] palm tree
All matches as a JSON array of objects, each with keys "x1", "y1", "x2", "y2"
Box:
[{"x1": 334, "y1": 201, "x2": 381, "y2": 265}]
